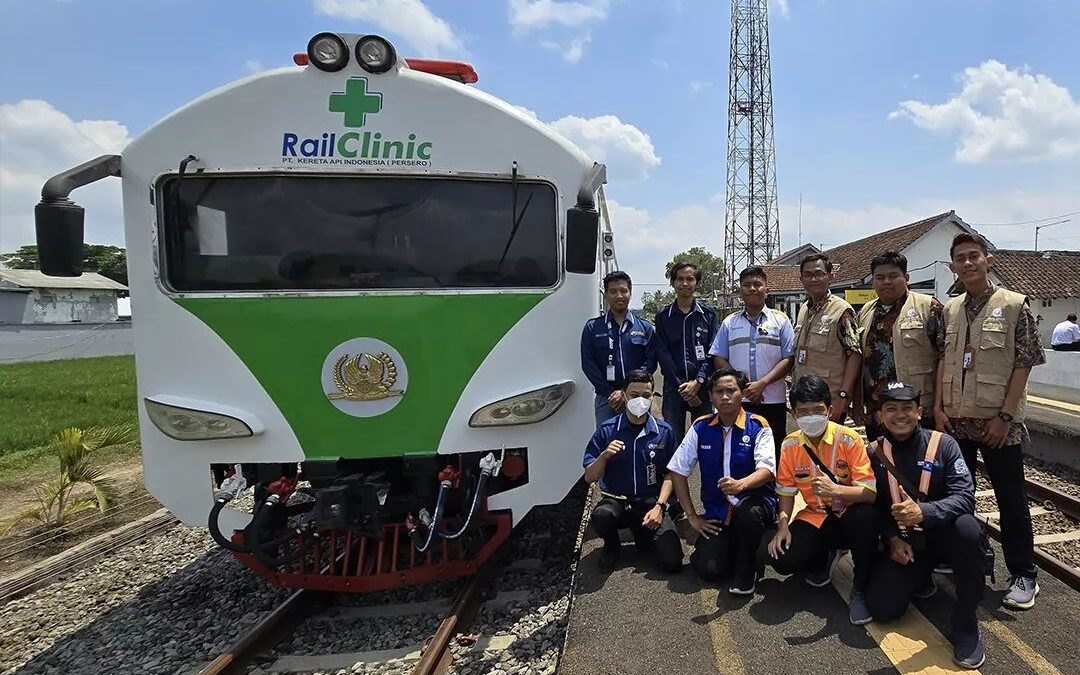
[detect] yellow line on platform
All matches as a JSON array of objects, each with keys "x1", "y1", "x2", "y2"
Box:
[
  {"x1": 935, "y1": 577, "x2": 1068, "y2": 675},
  {"x1": 1028, "y1": 395, "x2": 1080, "y2": 414},
  {"x1": 698, "y1": 586, "x2": 747, "y2": 675},
  {"x1": 831, "y1": 556, "x2": 980, "y2": 675}
]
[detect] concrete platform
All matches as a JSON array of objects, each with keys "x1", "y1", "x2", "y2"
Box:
[{"x1": 560, "y1": 478, "x2": 1080, "y2": 675}]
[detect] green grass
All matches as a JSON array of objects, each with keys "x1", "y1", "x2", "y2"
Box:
[{"x1": 0, "y1": 355, "x2": 139, "y2": 477}]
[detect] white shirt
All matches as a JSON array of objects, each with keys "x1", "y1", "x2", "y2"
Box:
[
  {"x1": 709, "y1": 307, "x2": 796, "y2": 404},
  {"x1": 667, "y1": 422, "x2": 776, "y2": 478},
  {"x1": 1051, "y1": 320, "x2": 1080, "y2": 346}
]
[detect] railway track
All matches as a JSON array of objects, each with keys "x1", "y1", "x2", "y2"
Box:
[{"x1": 975, "y1": 460, "x2": 1080, "y2": 592}]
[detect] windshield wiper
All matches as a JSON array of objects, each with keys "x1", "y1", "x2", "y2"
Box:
[{"x1": 497, "y1": 161, "x2": 532, "y2": 274}]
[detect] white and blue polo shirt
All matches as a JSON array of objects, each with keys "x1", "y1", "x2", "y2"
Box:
[{"x1": 709, "y1": 307, "x2": 795, "y2": 404}]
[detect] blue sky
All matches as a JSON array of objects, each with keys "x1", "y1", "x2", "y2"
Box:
[{"x1": 2, "y1": 0, "x2": 1078, "y2": 289}]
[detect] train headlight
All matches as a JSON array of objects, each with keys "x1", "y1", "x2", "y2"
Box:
[
  {"x1": 307, "y1": 32, "x2": 349, "y2": 72},
  {"x1": 145, "y1": 398, "x2": 256, "y2": 441},
  {"x1": 355, "y1": 35, "x2": 396, "y2": 73},
  {"x1": 468, "y1": 382, "x2": 575, "y2": 428}
]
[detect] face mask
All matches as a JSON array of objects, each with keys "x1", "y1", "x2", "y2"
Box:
[
  {"x1": 626, "y1": 396, "x2": 651, "y2": 417},
  {"x1": 796, "y1": 414, "x2": 828, "y2": 438}
]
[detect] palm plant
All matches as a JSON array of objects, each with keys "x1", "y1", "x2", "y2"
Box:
[{"x1": 2, "y1": 425, "x2": 135, "y2": 536}]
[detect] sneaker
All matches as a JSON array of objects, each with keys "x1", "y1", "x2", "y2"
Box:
[
  {"x1": 805, "y1": 549, "x2": 839, "y2": 588},
  {"x1": 934, "y1": 563, "x2": 954, "y2": 575},
  {"x1": 952, "y1": 625, "x2": 985, "y2": 669},
  {"x1": 597, "y1": 547, "x2": 619, "y2": 572},
  {"x1": 849, "y1": 589, "x2": 872, "y2": 626},
  {"x1": 914, "y1": 578, "x2": 938, "y2": 599},
  {"x1": 1003, "y1": 575, "x2": 1039, "y2": 610},
  {"x1": 729, "y1": 571, "x2": 756, "y2": 595}
]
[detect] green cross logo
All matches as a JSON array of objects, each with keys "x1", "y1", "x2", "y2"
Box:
[{"x1": 328, "y1": 77, "x2": 383, "y2": 128}]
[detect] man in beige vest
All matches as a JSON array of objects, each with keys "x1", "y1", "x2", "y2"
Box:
[
  {"x1": 857, "y1": 251, "x2": 943, "y2": 442},
  {"x1": 793, "y1": 253, "x2": 863, "y2": 423},
  {"x1": 935, "y1": 232, "x2": 1045, "y2": 610}
]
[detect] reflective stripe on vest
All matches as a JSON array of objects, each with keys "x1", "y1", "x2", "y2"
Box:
[{"x1": 881, "y1": 430, "x2": 942, "y2": 504}]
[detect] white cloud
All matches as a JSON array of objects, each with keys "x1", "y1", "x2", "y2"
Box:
[
  {"x1": 540, "y1": 33, "x2": 591, "y2": 63},
  {"x1": 689, "y1": 80, "x2": 713, "y2": 93},
  {"x1": 773, "y1": 0, "x2": 790, "y2": 20},
  {"x1": 511, "y1": 104, "x2": 540, "y2": 119},
  {"x1": 509, "y1": 0, "x2": 612, "y2": 63},
  {"x1": 0, "y1": 100, "x2": 131, "y2": 252},
  {"x1": 890, "y1": 60, "x2": 1080, "y2": 164},
  {"x1": 313, "y1": 0, "x2": 463, "y2": 57},
  {"x1": 549, "y1": 114, "x2": 660, "y2": 181},
  {"x1": 245, "y1": 59, "x2": 264, "y2": 73},
  {"x1": 508, "y1": 0, "x2": 611, "y2": 32}
]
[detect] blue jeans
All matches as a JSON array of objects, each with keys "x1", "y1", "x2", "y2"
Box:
[
  {"x1": 594, "y1": 394, "x2": 619, "y2": 426},
  {"x1": 661, "y1": 384, "x2": 713, "y2": 441}
]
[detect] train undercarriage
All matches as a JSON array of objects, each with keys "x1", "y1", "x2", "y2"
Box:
[{"x1": 207, "y1": 449, "x2": 528, "y2": 592}]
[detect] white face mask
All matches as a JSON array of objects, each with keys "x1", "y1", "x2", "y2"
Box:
[
  {"x1": 626, "y1": 396, "x2": 651, "y2": 417},
  {"x1": 796, "y1": 414, "x2": 829, "y2": 438}
]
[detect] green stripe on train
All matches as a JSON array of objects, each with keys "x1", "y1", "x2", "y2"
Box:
[{"x1": 175, "y1": 294, "x2": 544, "y2": 460}]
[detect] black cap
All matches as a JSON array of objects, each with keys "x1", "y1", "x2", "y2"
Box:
[{"x1": 879, "y1": 381, "x2": 920, "y2": 402}]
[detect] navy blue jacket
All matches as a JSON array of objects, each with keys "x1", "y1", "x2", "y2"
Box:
[
  {"x1": 654, "y1": 299, "x2": 718, "y2": 389},
  {"x1": 580, "y1": 311, "x2": 657, "y2": 398},
  {"x1": 583, "y1": 413, "x2": 677, "y2": 499}
]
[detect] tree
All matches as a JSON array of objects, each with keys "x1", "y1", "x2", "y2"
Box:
[
  {"x1": 640, "y1": 289, "x2": 676, "y2": 322},
  {"x1": 1, "y1": 244, "x2": 128, "y2": 285},
  {"x1": 2, "y1": 426, "x2": 134, "y2": 536}
]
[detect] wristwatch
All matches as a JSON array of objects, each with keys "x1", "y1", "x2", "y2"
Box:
[
  {"x1": 656, "y1": 501, "x2": 670, "y2": 513},
  {"x1": 997, "y1": 411, "x2": 1014, "y2": 423},
  {"x1": 838, "y1": 390, "x2": 849, "y2": 400},
  {"x1": 696, "y1": 376, "x2": 706, "y2": 385}
]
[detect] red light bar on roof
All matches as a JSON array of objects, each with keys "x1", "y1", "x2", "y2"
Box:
[
  {"x1": 405, "y1": 58, "x2": 478, "y2": 84},
  {"x1": 293, "y1": 52, "x2": 309, "y2": 66}
]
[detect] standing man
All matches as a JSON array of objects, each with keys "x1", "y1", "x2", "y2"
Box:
[
  {"x1": 792, "y1": 254, "x2": 863, "y2": 423},
  {"x1": 667, "y1": 368, "x2": 777, "y2": 594},
  {"x1": 857, "y1": 251, "x2": 944, "y2": 442},
  {"x1": 1051, "y1": 313, "x2": 1080, "y2": 351},
  {"x1": 863, "y1": 382, "x2": 985, "y2": 669},
  {"x1": 768, "y1": 375, "x2": 879, "y2": 625},
  {"x1": 935, "y1": 232, "x2": 1045, "y2": 609},
  {"x1": 583, "y1": 369, "x2": 683, "y2": 572},
  {"x1": 655, "y1": 262, "x2": 718, "y2": 440},
  {"x1": 581, "y1": 271, "x2": 657, "y2": 425},
  {"x1": 711, "y1": 265, "x2": 795, "y2": 460}
]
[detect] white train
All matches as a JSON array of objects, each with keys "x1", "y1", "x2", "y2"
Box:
[{"x1": 35, "y1": 33, "x2": 609, "y2": 591}]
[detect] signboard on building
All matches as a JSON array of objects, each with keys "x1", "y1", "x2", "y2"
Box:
[{"x1": 845, "y1": 288, "x2": 877, "y2": 305}]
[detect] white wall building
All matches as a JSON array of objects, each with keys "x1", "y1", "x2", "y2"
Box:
[{"x1": 0, "y1": 269, "x2": 127, "y2": 324}]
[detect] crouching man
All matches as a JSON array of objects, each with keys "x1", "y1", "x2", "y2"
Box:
[
  {"x1": 667, "y1": 368, "x2": 777, "y2": 594},
  {"x1": 583, "y1": 369, "x2": 683, "y2": 572},
  {"x1": 768, "y1": 375, "x2": 879, "y2": 625},
  {"x1": 865, "y1": 382, "x2": 985, "y2": 669}
]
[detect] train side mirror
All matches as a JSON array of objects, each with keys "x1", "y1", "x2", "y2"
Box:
[
  {"x1": 35, "y1": 200, "x2": 85, "y2": 277},
  {"x1": 565, "y1": 206, "x2": 599, "y2": 275}
]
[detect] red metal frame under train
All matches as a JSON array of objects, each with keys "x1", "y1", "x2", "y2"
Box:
[{"x1": 230, "y1": 511, "x2": 512, "y2": 592}]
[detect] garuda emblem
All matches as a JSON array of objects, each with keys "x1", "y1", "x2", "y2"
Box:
[{"x1": 327, "y1": 352, "x2": 405, "y2": 401}]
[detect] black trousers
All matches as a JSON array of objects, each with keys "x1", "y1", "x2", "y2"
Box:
[
  {"x1": 590, "y1": 497, "x2": 683, "y2": 572},
  {"x1": 1051, "y1": 342, "x2": 1080, "y2": 351},
  {"x1": 691, "y1": 495, "x2": 772, "y2": 582},
  {"x1": 958, "y1": 439, "x2": 1036, "y2": 579},
  {"x1": 661, "y1": 383, "x2": 713, "y2": 441},
  {"x1": 866, "y1": 514, "x2": 984, "y2": 634},
  {"x1": 769, "y1": 503, "x2": 879, "y2": 592},
  {"x1": 744, "y1": 402, "x2": 788, "y2": 463}
]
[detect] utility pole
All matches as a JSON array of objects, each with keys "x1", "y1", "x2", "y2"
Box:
[
  {"x1": 723, "y1": 0, "x2": 781, "y2": 312},
  {"x1": 1034, "y1": 218, "x2": 1070, "y2": 251}
]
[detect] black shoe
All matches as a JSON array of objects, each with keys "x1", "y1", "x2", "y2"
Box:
[{"x1": 598, "y1": 547, "x2": 619, "y2": 572}]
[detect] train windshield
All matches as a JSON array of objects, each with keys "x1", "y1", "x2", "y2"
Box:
[{"x1": 159, "y1": 175, "x2": 559, "y2": 292}]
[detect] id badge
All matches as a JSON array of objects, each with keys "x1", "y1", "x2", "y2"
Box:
[
  {"x1": 606, "y1": 365, "x2": 616, "y2": 382},
  {"x1": 646, "y1": 463, "x2": 657, "y2": 486},
  {"x1": 962, "y1": 347, "x2": 973, "y2": 371},
  {"x1": 797, "y1": 349, "x2": 807, "y2": 365},
  {"x1": 695, "y1": 344, "x2": 706, "y2": 360}
]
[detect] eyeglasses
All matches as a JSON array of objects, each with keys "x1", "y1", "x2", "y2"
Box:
[{"x1": 801, "y1": 271, "x2": 828, "y2": 280}]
